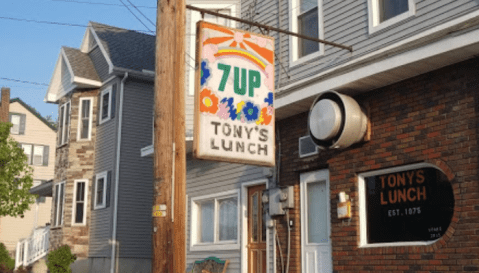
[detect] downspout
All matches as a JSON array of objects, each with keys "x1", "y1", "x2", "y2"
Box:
[{"x1": 111, "y1": 72, "x2": 128, "y2": 273}]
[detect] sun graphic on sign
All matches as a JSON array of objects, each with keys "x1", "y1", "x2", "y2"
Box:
[{"x1": 202, "y1": 23, "x2": 274, "y2": 71}]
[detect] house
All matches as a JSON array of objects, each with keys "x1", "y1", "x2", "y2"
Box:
[
  {"x1": 0, "y1": 97, "x2": 56, "y2": 271},
  {"x1": 265, "y1": 0, "x2": 479, "y2": 272}
]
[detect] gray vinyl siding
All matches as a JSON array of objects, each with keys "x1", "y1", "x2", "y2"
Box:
[
  {"x1": 89, "y1": 46, "x2": 111, "y2": 82},
  {"x1": 89, "y1": 79, "x2": 121, "y2": 257},
  {"x1": 247, "y1": 0, "x2": 479, "y2": 89},
  {"x1": 186, "y1": 158, "x2": 265, "y2": 273},
  {"x1": 116, "y1": 79, "x2": 154, "y2": 258},
  {"x1": 61, "y1": 59, "x2": 74, "y2": 94}
]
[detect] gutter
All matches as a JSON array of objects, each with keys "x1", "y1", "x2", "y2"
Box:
[{"x1": 111, "y1": 72, "x2": 128, "y2": 273}]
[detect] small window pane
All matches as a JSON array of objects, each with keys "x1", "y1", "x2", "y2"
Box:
[
  {"x1": 81, "y1": 100, "x2": 91, "y2": 139},
  {"x1": 199, "y1": 200, "x2": 214, "y2": 243},
  {"x1": 22, "y1": 144, "x2": 32, "y2": 164},
  {"x1": 96, "y1": 178, "x2": 104, "y2": 205},
  {"x1": 58, "y1": 183, "x2": 65, "y2": 225},
  {"x1": 63, "y1": 103, "x2": 70, "y2": 144},
  {"x1": 10, "y1": 115, "x2": 20, "y2": 134},
  {"x1": 252, "y1": 193, "x2": 258, "y2": 242},
  {"x1": 76, "y1": 182, "x2": 85, "y2": 202},
  {"x1": 219, "y1": 197, "x2": 237, "y2": 241},
  {"x1": 300, "y1": 0, "x2": 318, "y2": 13},
  {"x1": 298, "y1": 8, "x2": 319, "y2": 58},
  {"x1": 102, "y1": 93, "x2": 110, "y2": 120},
  {"x1": 379, "y1": 0, "x2": 408, "y2": 23},
  {"x1": 33, "y1": 146, "x2": 44, "y2": 165},
  {"x1": 75, "y1": 203, "x2": 84, "y2": 223},
  {"x1": 53, "y1": 185, "x2": 59, "y2": 226},
  {"x1": 307, "y1": 181, "x2": 328, "y2": 243},
  {"x1": 58, "y1": 106, "x2": 64, "y2": 144}
]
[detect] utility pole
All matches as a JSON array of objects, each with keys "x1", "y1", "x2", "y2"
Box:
[{"x1": 153, "y1": 0, "x2": 186, "y2": 271}]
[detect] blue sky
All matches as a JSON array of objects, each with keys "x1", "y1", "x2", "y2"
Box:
[{"x1": 0, "y1": 0, "x2": 157, "y2": 120}]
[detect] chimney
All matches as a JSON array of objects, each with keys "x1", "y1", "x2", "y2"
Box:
[{"x1": 0, "y1": 87, "x2": 11, "y2": 123}]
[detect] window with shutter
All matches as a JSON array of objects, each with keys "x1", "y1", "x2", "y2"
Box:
[
  {"x1": 99, "y1": 86, "x2": 112, "y2": 125},
  {"x1": 9, "y1": 113, "x2": 21, "y2": 134}
]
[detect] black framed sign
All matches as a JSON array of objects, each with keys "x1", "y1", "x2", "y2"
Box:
[{"x1": 364, "y1": 165, "x2": 454, "y2": 244}]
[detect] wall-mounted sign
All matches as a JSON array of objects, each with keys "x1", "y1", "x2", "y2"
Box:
[
  {"x1": 193, "y1": 21, "x2": 275, "y2": 167},
  {"x1": 365, "y1": 166, "x2": 454, "y2": 244}
]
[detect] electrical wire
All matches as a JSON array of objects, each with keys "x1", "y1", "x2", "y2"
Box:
[
  {"x1": 0, "y1": 16, "x2": 154, "y2": 33},
  {"x1": 51, "y1": 0, "x2": 156, "y2": 9},
  {"x1": 118, "y1": 0, "x2": 153, "y2": 32},
  {"x1": 125, "y1": 0, "x2": 156, "y2": 27},
  {"x1": 0, "y1": 78, "x2": 49, "y2": 86},
  {"x1": 275, "y1": 220, "x2": 285, "y2": 273}
]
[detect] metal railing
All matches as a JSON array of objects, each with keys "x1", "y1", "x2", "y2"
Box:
[{"x1": 15, "y1": 226, "x2": 50, "y2": 269}]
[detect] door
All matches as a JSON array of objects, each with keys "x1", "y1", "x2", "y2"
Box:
[
  {"x1": 300, "y1": 170, "x2": 332, "y2": 273},
  {"x1": 248, "y1": 184, "x2": 267, "y2": 273}
]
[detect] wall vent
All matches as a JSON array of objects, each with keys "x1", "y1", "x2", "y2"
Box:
[{"x1": 299, "y1": 135, "x2": 318, "y2": 158}]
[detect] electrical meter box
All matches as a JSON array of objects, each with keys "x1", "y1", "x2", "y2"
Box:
[{"x1": 269, "y1": 186, "x2": 294, "y2": 216}]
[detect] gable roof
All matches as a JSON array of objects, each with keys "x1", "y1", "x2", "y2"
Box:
[
  {"x1": 10, "y1": 98, "x2": 57, "y2": 131},
  {"x1": 90, "y1": 21, "x2": 156, "y2": 72},
  {"x1": 63, "y1": 46, "x2": 101, "y2": 83}
]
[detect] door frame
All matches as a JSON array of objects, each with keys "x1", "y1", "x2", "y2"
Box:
[
  {"x1": 241, "y1": 179, "x2": 270, "y2": 273},
  {"x1": 300, "y1": 169, "x2": 331, "y2": 273}
]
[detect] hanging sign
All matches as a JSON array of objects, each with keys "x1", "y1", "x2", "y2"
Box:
[
  {"x1": 365, "y1": 166, "x2": 454, "y2": 244},
  {"x1": 193, "y1": 21, "x2": 275, "y2": 167}
]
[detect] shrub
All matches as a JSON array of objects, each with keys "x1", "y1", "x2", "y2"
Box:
[
  {"x1": 0, "y1": 243, "x2": 14, "y2": 272},
  {"x1": 46, "y1": 245, "x2": 76, "y2": 273}
]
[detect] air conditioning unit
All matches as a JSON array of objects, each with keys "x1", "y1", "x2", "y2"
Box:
[{"x1": 308, "y1": 91, "x2": 368, "y2": 150}]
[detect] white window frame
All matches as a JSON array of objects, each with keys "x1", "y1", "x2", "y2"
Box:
[
  {"x1": 367, "y1": 0, "x2": 416, "y2": 34},
  {"x1": 21, "y1": 144, "x2": 47, "y2": 166},
  {"x1": 187, "y1": 1, "x2": 239, "y2": 96},
  {"x1": 289, "y1": 0, "x2": 324, "y2": 67},
  {"x1": 32, "y1": 145, "x2": 44, "y2": 166},
  {"x1": 72, "y1": 179, "x2": 89, "y2": 226},
  {"x1": 10, "y1": 114, "x2": 21, "y2": 134},
  {"x1": 53, "y1": 181, "x2": 66, "y2": 227},
  {"x1": 77, "y1": 97, "x2": 93, "y2": 141},
  {"x1": 358, "y1": 162, "x2": 441, "y2": 248},
  {"x1": 190, "y1": 189, "x2": 240, "y2": 251},
  {"x1": 94, "y1": 171, "x2": 108, "y2": 210},
  {"x1": 58, "y1": 101, "x2": 71, "y2": 146},
  {"x1": 99, "y1": 86, "x2": 112, "y2": 125}
]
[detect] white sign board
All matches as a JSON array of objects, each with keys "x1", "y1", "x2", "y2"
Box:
[{"x1": 194, "y1": 21, "x2": 275, "y2": 167}]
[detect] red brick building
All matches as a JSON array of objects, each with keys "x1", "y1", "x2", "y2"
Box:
[{"x1": 274, "y1": 57, "x2": 479, "y2": 272}]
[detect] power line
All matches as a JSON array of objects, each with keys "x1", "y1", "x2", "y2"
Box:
[
  {"x1": 125, "y1": 0, "x2": 156, "y2": 27},
  {"x1": 0, "y1": 78, "x2": 49, "y2": 86},
  {"x1": 0, "y1": 16, "x2": 154, "y2": 33},
  {"x1": 51, "y1": 0, "x2": 156, "y2": 9},
  {"x1": 118, "y1": 0, "x2": 153, "y2": 32}
]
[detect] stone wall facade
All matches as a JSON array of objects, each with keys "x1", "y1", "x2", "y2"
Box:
[
  {"x1": 50, "y1": 89, "x2": 99, "y2": 260},
  {"x1": 275, "y1": 57, "x2": 479, "y2": 272}
]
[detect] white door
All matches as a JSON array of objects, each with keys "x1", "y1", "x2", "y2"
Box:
[{"x1": 300, "y1": 170, "x2": 332, "y2": 273}]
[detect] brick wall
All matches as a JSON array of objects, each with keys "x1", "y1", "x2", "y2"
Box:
[
  {"x1": 0, "y1": 87, "x2": 10, "y2": 122},
  {"x1": 275, "y1": 57, "x2": 479, "y2": 272},
  {"x1": 50, "y1": 90, "x2": 99, "y2": 259}
]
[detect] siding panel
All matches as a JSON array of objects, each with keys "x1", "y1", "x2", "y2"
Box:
[{"x1": 116, "y1": 79, "x2": 154, "y2": 258}]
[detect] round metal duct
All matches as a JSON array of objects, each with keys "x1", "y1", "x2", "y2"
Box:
[{"x1": 308, "y1": 91, "x2": 367, "y2": 149}]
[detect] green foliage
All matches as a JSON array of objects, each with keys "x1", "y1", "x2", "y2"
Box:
[
  {"x1": 0, "y1": 243, "x2": 14, "y2": 272},
  {"x1": 0, "y1": 122, "x2": 35, "y2": 217},
  {"x1": 46, "y1": 245, "x2": 76, "y2": 273}
]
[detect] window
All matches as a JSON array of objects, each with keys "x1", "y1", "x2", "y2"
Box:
[
  {"x1": 94, "y1": 171, "x2": 108, "y2": 209},
  {"x1": 290, "y1": 0, "x2": 324, "y2": 65},
  {"x1": 368, "y1": 0, "x2": 416, "y2": 34},
  {"x1": 358, "y1": 163, "x2": 455, "y2": 247},
  {"x1": 21, "y1": 144, "x2": 49, "y2": 166},
  {"x1": 187, "y1": 2, "x2": 238, "y2": 96},
  {"x1": 9, "y1": 113, "x2": 23, "y2": 134},
  {"x1": 58, "y1": 101, "x2": 71, "y2": 146},
  {"x1": 190, "y1": 190, "x2": 240, "y2": 251},
  {"x1": 78, "y1": 97, "x2": 93, "y2": 140},
  {"x1": 100, "y1": 87, "x2": 112, "y2": 124},
  {"x1": 72, "y1": 179, "x2": 88, "y2": 225},
  {"x1": 53, "y1": 182, "x2": 65, "y2": 227}
]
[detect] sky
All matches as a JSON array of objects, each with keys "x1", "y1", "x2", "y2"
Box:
[{"x1": 0, "y1": 0, "x2": 158, "y2": 120}]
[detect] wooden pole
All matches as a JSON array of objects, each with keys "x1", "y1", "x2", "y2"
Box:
[{"x1": 153, "y1": 0, "x2": 186, "y2": 271}]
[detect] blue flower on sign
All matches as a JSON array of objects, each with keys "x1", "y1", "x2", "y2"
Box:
[
  {"x1": 243, "y1": 101, "x2": 259, "y2": 122},
  {"x1": 201, "y1": 61, "x2": 211, "y2": 86},
  {"x1": 221, "y1": 97, "x2": 238, "y2": 120},
  {"x1": 264, "y1": 92, "x2": 273, "y2": 106}
]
